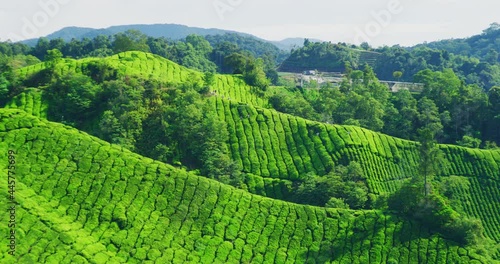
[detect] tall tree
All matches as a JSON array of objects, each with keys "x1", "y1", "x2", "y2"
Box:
[
  {"x1": 113, "y1": 30, "x2": 150, "y2": 53},
  {"x1": 417, "y1": 127, "x2": 443, "y2": 196}
]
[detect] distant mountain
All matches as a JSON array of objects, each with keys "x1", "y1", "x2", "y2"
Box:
[
  {"x1": 22, "y1": 24, "x2": 324, "y2": 52},
  {"x1": 271, "y1": 38, "x2": 324, "y2": 51},
  {"x1": 22, "y1": 24, "x2": 256, "y2": 46}
]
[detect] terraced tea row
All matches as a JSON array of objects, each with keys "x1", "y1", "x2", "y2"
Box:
[
  {"x1": 213, "y1": 96, "x2": 500, "y2": 181},
  {"x1": 445, "y1": 176, "x2": 500, "y2": 242},
  {"x1": 210, "y1": 97, "x2": 500, "y2": 245},
  {"x1": 0, "y1": 182, "x2": 115, "y2": 263},
  {"x1": 5, "y1": 88, "x2": 47, "y2": 119},
  {"x1": 0, "y1": 109, "x2": 487, "y2": 263}
]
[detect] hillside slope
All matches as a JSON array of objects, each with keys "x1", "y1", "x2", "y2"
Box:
[
  {"x1": 16, "y1": 51, "x2": 268, "y2": 108},
  {"x1": 6, "y1": 53, "x2": 500, "y2": 252},
  {"x1": 0, "y1": 108, "x2": 491, "y2": 263}
]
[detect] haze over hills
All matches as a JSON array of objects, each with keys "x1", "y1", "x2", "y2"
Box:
[{"x1": 21, "y1": 24, "x2": 318, "y2": 51}]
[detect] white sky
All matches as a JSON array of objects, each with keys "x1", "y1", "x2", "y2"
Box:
[{"x1": 0, "y1": 0, "x2": 498, "y2": 47}]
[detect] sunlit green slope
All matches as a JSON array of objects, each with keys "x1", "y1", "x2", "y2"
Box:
[
  {"x1": 5, "y1": 52, "x2": 500, "y2": 252},
  {"x1": 0, "y1": 108, "x2": 491, "y2": 263},
  {"x1": 15, "y1": 51, "x2": 268, "y2": 107}
]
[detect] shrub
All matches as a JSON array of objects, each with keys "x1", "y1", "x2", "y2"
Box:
[
  {"x1": 445, "y1": 217, "x2": 485, "y2": 246},
  {"x1": 325, "y1": 197, "x2": 349, "y2": 209}
]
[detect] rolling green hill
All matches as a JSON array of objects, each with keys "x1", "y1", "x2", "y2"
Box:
[
  {"x1": 0, "y1": 109, "x2": 492, "y2": 263},
  {"x1": 2, "y1": 51, "x2": 500, "y2": 262},
  {"x1": 209, "y1": 97, "x2": 500, "y2": 247},
  {"x1": 16, "y1": 51, "x2": 268, "y2": 108}
]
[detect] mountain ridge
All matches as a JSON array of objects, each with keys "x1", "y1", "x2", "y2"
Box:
[{"x1": 21, "y1": 24, "x2": 318, "y2": 51}]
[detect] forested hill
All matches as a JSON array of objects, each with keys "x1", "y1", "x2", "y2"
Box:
[
  {"x1": 412, "y1": 23, "x2": 500, "y2": 63},
  {"x1": 278, "y1": 41, "x2": 362, "y2": 72}
]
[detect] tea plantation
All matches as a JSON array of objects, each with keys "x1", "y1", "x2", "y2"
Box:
[
  {"x1": 0, "y1": 109, "x2": 492, "y2": 263},
  {"x1": 2, "y1": 51, "x2": 500, "y2": 262}
]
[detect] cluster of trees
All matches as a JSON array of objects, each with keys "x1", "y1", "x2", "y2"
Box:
[
  {"x1": 204, "y1": 33, "x2": 288, "y2": 62},
  {"x1": 293, "y1": 162, "x2": 369, "y2": 209},
  {"x1": 372, "y1": 45, "x2": 500, "y2": 90},
  {"x1": 276, "y1": 25, "x2": 500, "y2": 90},
  {"x1": 279, "y1": 40, "x2": 360, "y2": 72},
  {"x1": 35, "y1": 59, "x2": 240, "y2": 186},
  {"x1": 0, "y1": 42, "x2": 42, "y2": 104}
]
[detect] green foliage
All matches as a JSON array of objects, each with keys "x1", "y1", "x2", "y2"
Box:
[
  {"x1": 294, "y1": 162, "x2": 368, "y2": 209},
  {"x1": 457, "y1": 135, "x2": 482, "y2": 148},
  {"x1": 268, "y1": 88, "x2": 317, "y2": 120},
  {"x1": 46, "y1": 73, "x2": 102, "y2": 125},
  {"x1": 44, "y1": 49, "x2": 63, "y2": 69},
  {"x1": 393, "y1": 71, "x2": 403, "y2": 80},
  {"x1": 279, "y1": 41, "x2": 360, "y2": 72},
  {"x1": 388, "y1": 173, "x2": 486, "y2": 247},
  {"x1": 0, "y1": 74, "x2": 10, "y2": 104},
  {"x1": 325, "y1": 197, "x2": 349, "y2": 209},
  {"x1": 224, "y1": 53, "x2": 270, "y2": 90},
  {"x1": 113, "y1": 30, "x2": 151, "y2": 53}
]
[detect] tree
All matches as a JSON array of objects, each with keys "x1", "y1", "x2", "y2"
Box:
[
  {"x1": 383, "y1": 89, "x2": 418, "y2": 139},
  {"x1": 186, "y1": 34, "x2": 213, "y2": 55},
  {"x1": 294, "y1": 162, "x2": 368, "y2": 209},
  {"x1": 483, "y1": 22, "x2": 500, "y2": 34},
  {"x1": 360, "y1": 42, "x2": 371, "y2": 50},
  {"x1": 344, "y1": 61, "x2": 353, "y2": 77},
  {"x1": 417, "y1": 97, "x2": 443, "y2": 138},
  {"x1": 44, "y1": 49, "x2": 63, "y2": 69},
  {"x1": 113, "y1": 30, "x2": 150, "y2": 53},
  {"x1": 33, "y1": 37, "x2": 50, "y2": 59},
  {"x1": 269, "y1": 90, "x2": 318, "y2": 120},
  {"x1": 417, "y1": 127, "x2": 443, "y2": 196},
  {"x1": 47, "y1": 73, "x2": 102, "y2": 124},
  {"x1": 202, "y1": 71, "x2": 216, "y2": 94},
  {"x1": 325, "y1": 197, "x2": 348, "y2": 209},
  {"x1": 98, "y1": 110, "x2": 123, "y2": 143},
  {"x1": 224, "y1": 53, "x2": 248, "y2": 74},
  {"x1": 363, "y1": 64, "x2": 376, "y2": 86},
  {"x1": 393, "y1": 71, "x2": 403, "y2": 80},
  {"x1": 457, "y1": 135, "x2": 481, "y2": 148},
  {"x1": 0, "y1": 74, "x2": 9, "y2": 104}
]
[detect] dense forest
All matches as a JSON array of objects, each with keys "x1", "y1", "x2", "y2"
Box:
[{"x1": 1, "y1": 24, "x2": 500, "y2": 263}]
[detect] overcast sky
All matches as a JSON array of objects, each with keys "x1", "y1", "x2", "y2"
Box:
[{"x1": 0, "y1": 0, "x2": 498, "y2": 46}]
